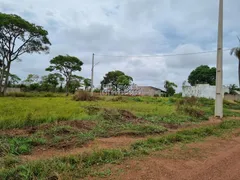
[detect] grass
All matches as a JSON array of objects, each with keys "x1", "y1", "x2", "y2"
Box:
[
  {"x1": 1, "y1": 95, "x2": 240, "y2": 179},
  {"x1": 0, "y1": 97, "x2": 176, "y2": 129},
  {"x1": 1, "y1": 120, "x2": 240, "y2": 179}
]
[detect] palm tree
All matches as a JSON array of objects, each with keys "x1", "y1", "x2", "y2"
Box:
[{"x1": 230, "y1": 37, "x2": 240, "y2": 87}]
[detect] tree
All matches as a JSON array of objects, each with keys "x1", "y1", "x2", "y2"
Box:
[
  {"x1": 0, "y1": 13, "x2": 51, "y2": 95},
  {"x1": 46, "y1": 55, "x2": 83, "y2": 95},
  {"x1": 164, "y1": 80, "x2": 177, "y2": 97},
  {"x1": 69, "y1": 75, "x2": 84, "y2": 93},
  {"x1": 117, "y1": 75, "x2": 133, "y2": 93},
  {"x1": 230, "y1": 37, "x2": 240, "y2": 87},
  {"x1": 24, "y1": 74, "x2": 39, "y2": 85},
  {"x1": 229, "y1": 84, "x2": 240, "y2": 95},
  {"x1": 83, "y1": 78, "x2": 91, "y2": 91},
  {"x1": 8, "y1": 73, "x2": 21, "y2": 87},
  {"x1": 188, "y1": 65, "x2": 216, "y2": 86},
  {"x1": 100, "y1": 70, "x2": 133, "y2": 94},
  {"x1": 41, "y1": 73, "x2": 64, "y2": 92}
]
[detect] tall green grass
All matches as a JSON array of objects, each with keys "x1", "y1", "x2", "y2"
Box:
[{"x1": 0, "y1": 97, "x2": 175, "y2": 129}]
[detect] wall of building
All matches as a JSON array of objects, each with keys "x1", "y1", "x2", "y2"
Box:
[
  {"x1": 182, "y1": 84, "x2": 229, "y2": 99},
  {"x1": 224, "y1": 94, "x2": 240, "y2": 101},
  {"x1": 138, "y1": 87, "x2": 162, "y2": 96},
  {"x1": 6, "y1": 88, "x2": 21, "y2": 93}
]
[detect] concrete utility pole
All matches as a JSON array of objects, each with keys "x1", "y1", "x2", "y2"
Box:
[
  {"x1": 215, "y1": 0, "x2": 223, "y2": 118},
  {"x1": 91, "y1": 53, "x2": 94, "y2": 96}
]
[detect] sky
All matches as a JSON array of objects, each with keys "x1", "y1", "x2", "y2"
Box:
[{"x1": 0, "y1": 0, "x2": 240, "y2": 91}]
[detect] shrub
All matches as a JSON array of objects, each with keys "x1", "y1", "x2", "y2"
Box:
[{"x1": 73, "y1": 91, "x2": 100, "y2": 101}]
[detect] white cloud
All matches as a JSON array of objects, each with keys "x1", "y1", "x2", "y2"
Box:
[{"x1": 1, "y1": 0, "x2": 240, "y2": 90}]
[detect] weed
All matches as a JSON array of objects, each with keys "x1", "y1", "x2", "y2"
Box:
[{"x1": 0, "y1": 136, "x2": 45, "y2": 156}]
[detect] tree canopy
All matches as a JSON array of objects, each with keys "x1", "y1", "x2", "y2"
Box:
[
  {"x1": 101, "y1": 70, "x2": 133, "y2": 93},
  {"x1": 0, "y1": 13, "x2": 51, "y2": 95},
  {"x1": 69, "y1": 75, "x2": 84, "y2": 93},
  {"x1": 164, "y1": 80, "x2": 177, "y2": 97},
  {"x1": 188, "y1": 65, "x2": 216, "y2": 86},
  {"x1": 40, "y1": 73, "x2": 64, "y2": 92},
  {"x1": 83, "y1": 78, "x2": 91, "y2": 90},
  {"x1": 46, "y1": 55, "x2": 83, "y2": 95}
]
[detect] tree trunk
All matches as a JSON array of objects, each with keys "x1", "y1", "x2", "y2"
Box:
[
  {"x1": 0, "y1": 60, "x2": 6, "y2": 95},
  {"x1": 66, "y1": 80, "x2": 69, "y2": 96},
  {"x1": 238, "y1": 60, "x2": 240, "y2": 88},
  {"x1": 3, "y1": 62, "x2": 11, "y2": 96}
]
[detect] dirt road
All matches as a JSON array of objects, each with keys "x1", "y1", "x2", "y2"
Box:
[{"x1": 94, "y1": 132, "x2": 240, "y2": 180}]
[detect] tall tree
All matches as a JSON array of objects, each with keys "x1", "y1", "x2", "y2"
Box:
[
  {"x1": 188, "y1": 65, "x2": 216, "y2": 86},
  {"x1": 41, "y1": 73, "x2": 64, "y2": 92},
  {"x1": 0, "y1": 13, "x2": 51, "y2": 95},
  {"x1": 117, "y1": 75, "x2": 133, "y2": 93},
  {"x1": 101, "y1": 70, "x2": 133, "y2": 94},
  {"x1": 46, "y1": 55, "x2": 83, "y2": 95},
  {"x1": 164, "y1": 80, "x2": 177, "y2": 97},
  {"x1": 8, "y1": 73, "x2": 21, "y2": 87},
  {"x1": 69, "y1": 75, "x2": 84, "y2": 93},
  {"x1": 230, "y1": 37, "x2": 240, "y2": 87},
  {"x1": 24, "y1": 74, "x2": 39, "y2": 85},
  {"x1": 83, "y1": 78, "x2": 91, "y2": 90}
]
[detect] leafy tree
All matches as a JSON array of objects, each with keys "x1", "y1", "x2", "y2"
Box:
[
  {"x1": 101, "y1": 70, "x2": 133, "y2": 93},
  {"x1": 117, "y1": 75, "x2": 133, "y2": 92},
  {"x1": 41, "y1": 73, "x2": 63, "y2": 92},
  {"x1": 164, "y1": 80, "x2": 177, "y2": 97},
  {"x1": 46, "y1": 55, "x2": 83, "y2": 96},
  {"x1": 83, "y1": 78, "x2": 91, "y2": 91},
  {"x1": 0, "y1": 13, "x2": 51, "y2": 95},
  {"x1": 188, "y1": 65, "x2": 216, "y2": 86},
  {"x1": 69, "y1": 75, "x2": 84, "y2": 93},
  {"x1": 230, "y1": 37, "x2": 240, "y2": 87},
  {"x1": 8, "y1": 74, "x2": 21, "y2": 87},
  {"x1": 229, "y1": 84, "x2": 240, "y2": 95},
  {"x1": 24, "y1": 74, "x2": 39, "y2": 85}
]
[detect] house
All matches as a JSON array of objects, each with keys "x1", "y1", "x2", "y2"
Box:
[
  {"x1": 101, "y1": 84, "x2": 166, "y2": 96},
  {"x1": 138, "y1": 86, "x2": 166, "y2": 96}
]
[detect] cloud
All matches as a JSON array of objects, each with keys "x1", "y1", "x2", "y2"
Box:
[{"x1": 0, "y1": 0, "x2": 240, "y2": 90}]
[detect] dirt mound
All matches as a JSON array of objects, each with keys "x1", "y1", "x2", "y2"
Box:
[
  {"x1": 1, "y1": 120, "x2": 96, "y2": 137},
  {"x1": 102, "y1": 109, "x2": 144, "y2": 123}
]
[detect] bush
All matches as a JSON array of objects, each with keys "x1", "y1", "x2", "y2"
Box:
[
  {"x1": 73, "y1": 91, "x2": 100, "y2": 101},
  {"x1": 153, "y1": 94, "x2": 159, "y2": 97}
]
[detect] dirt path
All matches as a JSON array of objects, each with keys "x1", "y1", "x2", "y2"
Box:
[{"x1": 96, "y1": 131, "x2": 240, "y2": 180}]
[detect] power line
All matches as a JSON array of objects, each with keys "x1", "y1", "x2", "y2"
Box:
[{"x1": 94, "y1": 48, "x2": 231, "y2": 58}]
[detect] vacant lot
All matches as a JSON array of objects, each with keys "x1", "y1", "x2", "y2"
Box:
[{"x1": 1, "y1": 94, "x2": 240, "y2": 179}]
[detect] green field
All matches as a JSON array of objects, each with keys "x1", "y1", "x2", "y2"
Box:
[
  {"x1": 0, "y1": 96, "x2": 179, "y2": 129},
  {"x1": 1, "y1": 94, "x2": 240, "y2": 179}
]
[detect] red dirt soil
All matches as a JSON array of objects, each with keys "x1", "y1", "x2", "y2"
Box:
[{"x1": 92, "y1": 131, "x2": 240, "y2": 180}]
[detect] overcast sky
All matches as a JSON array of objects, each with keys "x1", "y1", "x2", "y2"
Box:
[{"x1": 1, "y1": 0, "x2": 240, "y2": 91}]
